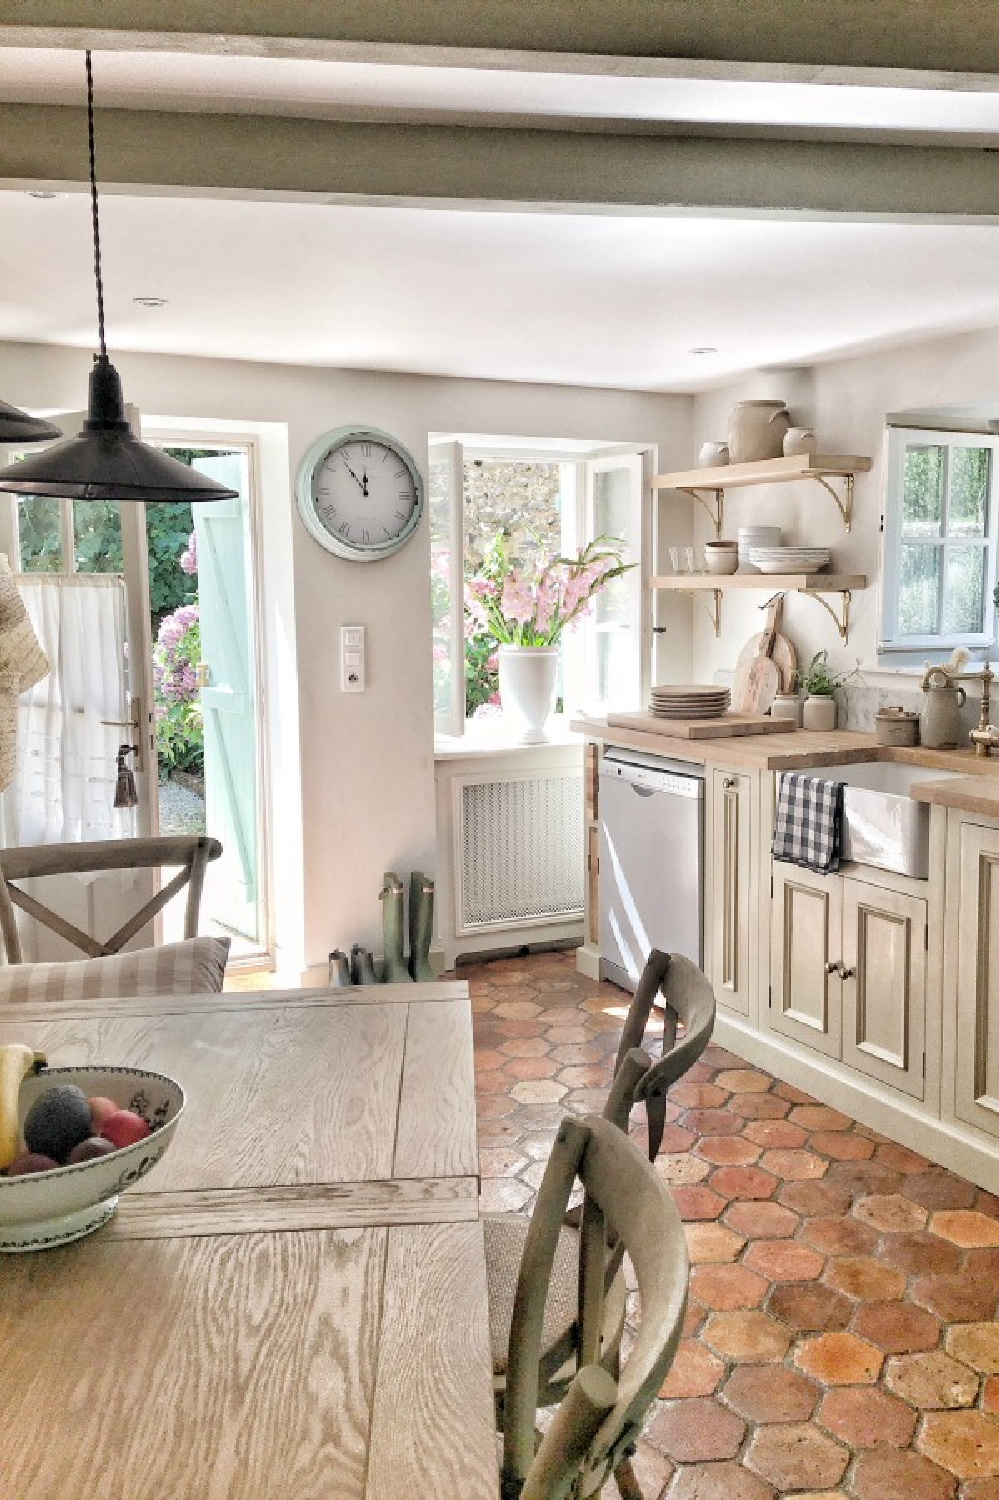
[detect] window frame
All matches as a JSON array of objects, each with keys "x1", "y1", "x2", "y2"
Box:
[{"x1": 880, "y1": 425, "x2": 999, "y2": 658}]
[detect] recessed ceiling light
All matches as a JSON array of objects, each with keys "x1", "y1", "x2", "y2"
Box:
[
  {"x1": 27, "y1": 191, "x2": 62, "y2": 200},
  {"x1": 689, "y1": 347, "x2": 718, "y2": 356},
  {"x1": 133, "y1": 296, "x2": 168, "y2": 308}
]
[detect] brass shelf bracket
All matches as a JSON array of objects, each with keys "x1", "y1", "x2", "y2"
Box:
[
  {"x1": 692, "y1": 588, "x2": 722, "y2": 637},
  {"x1": 681, "y1": 487, "x2": 724, "y2": 538},
  {"x1": 810, "y1": 473, "x2": 855, "y2": 532},
  {"x1": 801, "y1": 589, "x2": 852, "y2": 643}
]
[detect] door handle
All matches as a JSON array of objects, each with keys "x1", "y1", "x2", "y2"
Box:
[
  {"x1": 840, "y1": 966, "x2": 856, "y2": 980},
  {"x1": 825, "y1": 960, "x2": 842, "y2": 975},
  {"x1": 196, "y1": 662, "x2": 211, "y2": 688},
  {"x1": 101, "y1": 695, "x2": 145, "y2": 773}
]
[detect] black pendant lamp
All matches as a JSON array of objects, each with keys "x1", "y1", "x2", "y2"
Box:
[
  {"x1": 0, "y1": 53, "x2": 237, "y2": 504},
  {"x1": 0, "y1": 402, "x2": 62, "y2": 445}
]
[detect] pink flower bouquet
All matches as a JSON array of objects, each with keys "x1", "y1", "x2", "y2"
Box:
[{"x1": 464, "y1": 533, "x2": 632, "y2": 647}]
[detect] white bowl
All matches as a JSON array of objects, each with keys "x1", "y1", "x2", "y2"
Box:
[{"x1": 0, "y1": 1066, "x2": 184, "y2": 1252}]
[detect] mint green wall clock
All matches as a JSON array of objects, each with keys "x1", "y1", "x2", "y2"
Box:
[{"x1": 296, "y1": 425, "x2": 425, "y2": 561}]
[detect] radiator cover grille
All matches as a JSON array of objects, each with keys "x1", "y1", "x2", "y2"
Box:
[{"x1": 457, "y1": 770, "x2": 584, "y2": 930}]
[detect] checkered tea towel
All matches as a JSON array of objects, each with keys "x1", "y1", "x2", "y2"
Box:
[{"x1": 771, "y1": 772, "x2": 845, "y2": 874}]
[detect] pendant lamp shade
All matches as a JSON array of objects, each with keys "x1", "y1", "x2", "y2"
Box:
[
  {"x1": 0, "y1": 357, "x2": 238, "y2": 502},
  {"x1": 0, "y1": 402, "x2": 62, "y2": 445},
  {"x1": 0, "y1": 52, "x2": 237, "y2": 506}
]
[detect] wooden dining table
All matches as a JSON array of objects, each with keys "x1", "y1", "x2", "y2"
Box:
[{"x1": 0, "y1": 981, "x2": 500, "y2": 1499}]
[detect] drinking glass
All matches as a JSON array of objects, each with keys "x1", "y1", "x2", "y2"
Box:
[
  {"x1": 683, "y1": 546, "x2": 696, "y2": 574},
  {"x1": 668, "y1": 546, "x2": 680, "y2": 573}
]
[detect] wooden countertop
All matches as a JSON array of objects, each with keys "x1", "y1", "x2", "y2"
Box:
[
  {"x1": 912, "y1": 774, "x2": 999, "y2": 818},
  {"x1": 572, "y1": 715, "x2": 999, "y2": 788}
]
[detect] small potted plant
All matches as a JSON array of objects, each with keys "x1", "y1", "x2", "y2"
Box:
[{"x1": 799, "y1": 650, "x2": 858, "y2": 732}]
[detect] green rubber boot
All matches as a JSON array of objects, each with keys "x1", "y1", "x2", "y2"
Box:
[
  {"x1": 380, "y1": 871, "x2": 413, "y2": 983},
  {"x1": 408, "y1": 870, "x2": 436, "y2": 982}
]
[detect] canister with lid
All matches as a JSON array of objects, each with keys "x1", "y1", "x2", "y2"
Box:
[{"x1": 875, "y1": 706, "x2": 920, "y2": 747}]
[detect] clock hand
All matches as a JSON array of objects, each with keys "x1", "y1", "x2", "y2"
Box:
[
  {"x1": 341, "y1": 454, "x2": 366, "y2": 491},
  {"x1": 361, "y1": 469, "x2": 369, "y2": 497}
]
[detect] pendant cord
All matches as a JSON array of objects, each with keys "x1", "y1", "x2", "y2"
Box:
[{"x1": 85, "y1": 50, "x2": 107, "y2": 360}]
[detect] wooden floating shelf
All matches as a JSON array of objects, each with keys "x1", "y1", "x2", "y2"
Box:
[
  {"x1": 651, "y1": 573, "x2": 867, "y2": 642},
  {"x1": 651, "y1": 573, "x2": 866, "y2": 591},
  {"x1": 651, "y1": 453, "x2": 872, "y2": 533},
  {"x1": 651, "y1": 453, "x2": 872, "y2": 492}
]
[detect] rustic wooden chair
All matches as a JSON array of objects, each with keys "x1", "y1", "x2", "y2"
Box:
[
  {"x1": 0, "y1": 835, "x2": 223, "y2": 963},
  {"x1": 499, "y1": 1113, "x2": 688, "y2": 1500},
  {"x1": 485, "y1": 951, "x2": 715, "y2": 1487}
]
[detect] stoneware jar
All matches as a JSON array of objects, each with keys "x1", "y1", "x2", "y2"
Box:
[
  {"x1": 783, "y1": 427, "x2": 818, "y2": 457},
  {"x1": 727, "y1": 400, "x2": 790, "y2": 463},
  {"x1": 698, "y1": 441, "x2": 729, "y2": 467},
  {"x1": 802, "y1": 694, "x2": 837, "y2": 731},
  {"x1": 771, "y1": 691, "x2": 802, "y2": 726}
]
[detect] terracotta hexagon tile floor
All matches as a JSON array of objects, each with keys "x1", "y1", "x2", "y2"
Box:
[{"x1": 459, "y1": 949, "x2": 999, "y2": 1497}]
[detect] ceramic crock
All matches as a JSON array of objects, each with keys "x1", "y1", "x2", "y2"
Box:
[
  {"x1": 802, "y1": 694, "x2": 837, "y2": 732},
  {"x1": 783, "y1": 427, "x2": 818, "y2": 457},
  {"x1": 698, "y1": 441, "x2": 729, "y2": 467},
  {"x1": 727, "y1": 400, "x2": 790, "y2": 463},
  {"x1": 921, "y1": 678, "x2": 966, "y2": 749}
]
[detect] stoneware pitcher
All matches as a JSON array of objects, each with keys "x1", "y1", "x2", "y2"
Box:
[
  {"x1": 921, "y1": 669, "x2": 966, "y2": 749},
  {"x1": 728, "y1": 400, "x2": 790, "y2": 463}
]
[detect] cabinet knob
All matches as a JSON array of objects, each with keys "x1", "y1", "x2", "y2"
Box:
[
  {"x1": 825, "y1": 960, "x2": 842, "y2": 975},
  {"x1": 840, "y1": 966, "x2": 856, "y2": 980},
  {"x1": 723, "y1": 777, "x2": 737, "y2": 790}
]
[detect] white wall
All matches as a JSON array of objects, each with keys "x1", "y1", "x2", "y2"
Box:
[
  {"x1": 688, "y1": 331, "x2": 999, "y2": 689},
  {"x1": 1, "y1": 341, "x2": 692, "y2": 976}
]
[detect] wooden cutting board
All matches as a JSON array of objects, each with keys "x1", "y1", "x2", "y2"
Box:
[
  {"x1": 606, "y1": 710, "x2": 790, "y2": 739},
  {"x1": 734, "y1": 596, "x2": 798, "y2": 702}
]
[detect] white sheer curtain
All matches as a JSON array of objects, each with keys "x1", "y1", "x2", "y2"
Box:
[{"x1": 1, "y1": 574, "x2": 136, "y2": 847}]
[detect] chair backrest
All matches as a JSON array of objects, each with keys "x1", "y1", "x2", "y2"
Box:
[
  {"x1": 501, "y1": 1114, "x2": 688, "y2": 1500},
  {"x1": 0, "y1": 835, "x2": 223, "y2": 964},
  {"x1": 605, "y1": 950, "x2": 717, "y2": 1157}
]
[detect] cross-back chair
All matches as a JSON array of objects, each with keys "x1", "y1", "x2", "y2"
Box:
[
  {"x1": 0, "y1": 835, "x2": 223, "y2": 964},
  {"x1": 486, "y1": 950, "x2": 715, "y2": 1495},
  {"x1": 500, "y1": 1113, "x2": 688, "y2": 1500}
]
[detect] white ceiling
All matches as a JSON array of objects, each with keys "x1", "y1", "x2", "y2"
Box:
[{"x1": 3, "y1": 45, "x2": 999, "y2": 393}]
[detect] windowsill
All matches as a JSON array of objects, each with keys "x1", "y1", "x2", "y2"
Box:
[{"x1": 434, "y1": 712, "x2": 583, "y2": 761}]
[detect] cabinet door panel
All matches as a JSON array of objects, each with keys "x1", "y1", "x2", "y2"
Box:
[
  {"x1": 841, "y1": 878, "x2": 926, "y2": 1100},
  {"x1": 769, "y1": 865, "x2": 842, "y2": 1058},
  {"x1": 954, "y1": 823, "x2": 999, "y2": 1135},
  {"x1": 710, "y1": 770, "x2": 751, "y2": 1016}
]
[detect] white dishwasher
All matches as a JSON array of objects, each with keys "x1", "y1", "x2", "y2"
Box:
[{"x1": 598, "y1": 749, "x2": 704, "y2": 991}]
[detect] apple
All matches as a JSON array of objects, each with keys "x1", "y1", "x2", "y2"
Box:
[{"x1": 100, "y1": 1110, "x2": 151, "y2": 1149}]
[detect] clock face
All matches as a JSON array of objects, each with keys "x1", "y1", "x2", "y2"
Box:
[{"x1": 297, "y1": 427, "x2": 425, "y2": 561}]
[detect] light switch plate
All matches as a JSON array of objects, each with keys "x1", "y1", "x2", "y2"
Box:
[{"x1": 341, "y1": 624, "x2": 366, "y2": 691}]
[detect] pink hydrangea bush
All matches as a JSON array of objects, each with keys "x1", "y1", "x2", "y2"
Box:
[{"x1": 153, "y1": 602, "x2": 204, "y2": 775}]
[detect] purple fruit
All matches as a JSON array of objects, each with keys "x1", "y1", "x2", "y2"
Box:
[
  {"x1": 67, "y1": 1136, "x2": 118, "y2": 1165},
  {"x1": 5, "y1": 1152, "x2": 59, "y2": 1175},
  {"x1": 23, "y1": 1085, "x2": 92, "y2": 1162}
]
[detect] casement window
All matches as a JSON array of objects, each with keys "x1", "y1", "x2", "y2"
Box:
[
  {"x1": 880, "y1": 426, "x2": 999, "y2": 656},
  {"x1": 429, "y1": 439, "x2": 648, "y2": 738}
]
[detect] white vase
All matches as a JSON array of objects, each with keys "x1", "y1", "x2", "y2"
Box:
[
  {"x1": 802, "y1": 694, "x2": 837, "y2": 731},
  {"x1": 498, "y1": 645, "x2": 559, "y2": 744}
]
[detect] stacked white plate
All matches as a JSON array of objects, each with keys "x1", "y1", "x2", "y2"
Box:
[
  {"x1": 650, "y1": 684, "x2": 731, "y2": 720},
  {"x1": 747, "y1": 546, "x2": 831, "y2": 575},
  {"x1": 738, "y1": 526, "x2": 781, "y2": 572}
]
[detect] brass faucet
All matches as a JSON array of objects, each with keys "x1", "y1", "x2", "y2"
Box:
[{"x1": 968, "y1": 664, "x2": 999, "y2": 757}]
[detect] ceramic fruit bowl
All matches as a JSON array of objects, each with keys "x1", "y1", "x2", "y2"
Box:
[{"x1": 0, "y1": 1066, "x2": 184, "y2": 1252}]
